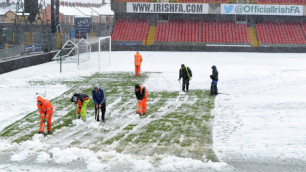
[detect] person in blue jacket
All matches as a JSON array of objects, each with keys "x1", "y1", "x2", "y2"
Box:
[{"x1": 92, "y1": 84, "x2": 106, "y2": 122}]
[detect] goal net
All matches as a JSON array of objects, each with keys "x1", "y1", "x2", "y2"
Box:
[
  {"x1": 53, "y1": 38, "x2": 92, "y2": 70},
  {"x1": 76, "y1": 38, "x2": 92, "y2": 70},
  {"x1": 98, "y1": 36, "x2": 111, "y2": 72},
  {"x1": 53, "y1": 39, "x2": 79, "y2": 63},
  {"x1": 77, "y1": 38, "x2": 91, "y2": 62}
]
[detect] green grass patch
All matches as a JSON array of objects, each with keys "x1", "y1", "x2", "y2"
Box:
[{"x1": 0, "y1": 72, "x2": 218, "y2": 162}]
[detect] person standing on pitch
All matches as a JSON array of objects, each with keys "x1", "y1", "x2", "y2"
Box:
[
  {"x1": 92, "y1": 84, "x2": 106, "y2": 122},
  {"x1": 135, "y1": 84, "x2": 148, "y2": 117},
  {"x1": 71, "y1": 93, "x2": 90, "y2": 122},
  {"x1": 178, "y1": 64, "x2": 192, "y2": 92},
  {"x1": 37, "y1": 96, "x2": 53, "y2": 134},
  {"x1": 210, "y1": 65, "x2": 219, "y2": 95},
  {"x1": 134, "y1": 51, "x2": 143, "y2": 76}
]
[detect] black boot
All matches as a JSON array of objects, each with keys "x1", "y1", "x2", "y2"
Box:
[{"x1": 136, "y1": 111, "x2": 141, "y2": 117}]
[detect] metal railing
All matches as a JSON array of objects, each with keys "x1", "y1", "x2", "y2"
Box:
[{"x1": 0, "y1": 45, "x2": 23, "y2": 61}]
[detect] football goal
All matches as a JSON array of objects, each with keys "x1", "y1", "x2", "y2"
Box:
[{"x1": 98, "y1": 36, "x2": 111, "y2": 72}]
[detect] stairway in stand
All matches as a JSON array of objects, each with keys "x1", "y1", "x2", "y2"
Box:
[
  {"x1": 145, "y1": 26, "x2": 157, "y2": 45},
  {"x1": 248, "y1": 27, "x2": 259, "y2": 47}
]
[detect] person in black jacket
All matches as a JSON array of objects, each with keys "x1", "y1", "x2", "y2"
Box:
[
  {"x1": 135, "y1": 84, "x2": 148, "y2": 117},
  {"x1": 210, "y1": 65, "x2": 219, "y2": 95},
  {"x1": 178, "y1": 64, "x2": 192, "y2": 92},
  {"x1": 71, "y1": 93, "x2": 90, "y2": 122}
]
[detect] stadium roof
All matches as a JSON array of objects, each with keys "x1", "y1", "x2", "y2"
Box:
[
  {"x1": 59, "y1": 5, "x2": 87, "y2": 17},
  {"x1": 90, "y1": 4, "x2": 114, "y2": 16},
  {"x1": 59, "y1": 4, "x2": 113, "y2": 17}
]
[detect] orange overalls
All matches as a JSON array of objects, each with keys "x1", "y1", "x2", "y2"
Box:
[
  {"x1": 37, "y1": 96, "x2": 53, "y2": 133},
  {"x1": 137, "y1": 85, "x2": 148, "y2": 114},
  {"x1": 134, "y1": 52, "x2": 143, "y2": 76}
]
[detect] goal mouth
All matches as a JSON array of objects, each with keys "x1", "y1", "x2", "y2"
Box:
[
  {"x1": 77, "y1": 38, "x2": 91, "y2": 63},
  {"x1": 53, "y1": 39, "x2": 79, "y2": 62},
  {"x1": 53, "y1": 38, "x2": 92, "y2": 65},
  {"x1": 98, "y1": 36, "x2": 112, "y2": 72}
]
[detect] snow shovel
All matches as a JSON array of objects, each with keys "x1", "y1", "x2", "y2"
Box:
[
  {"x1": 75, "y1": 104, "x2": 80, "y2": 119},
  {"x1": 95, "y1": 107, "x2": 100, "y2": 122}
]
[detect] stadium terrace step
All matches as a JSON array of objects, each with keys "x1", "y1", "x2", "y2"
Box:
[
  {"x1": 145, "y1": 26, "x2": 157, "y2": 45},
  {"x1": 248, "y1": 27, "x2": 259, "y2": 47}
]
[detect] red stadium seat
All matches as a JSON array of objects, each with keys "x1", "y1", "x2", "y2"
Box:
[
  {"x1": 111, "y1": 19, "x2": 149, "y2": 42},
  {"x1": 154, "y1": 20, "x2": 251, "y2": 44},
  {"x1": 256, "y1": 0, "x2": 305, "y2": 5},
  {"x1": 255, "y1": 21, "x2": 306, "y2": 44}
]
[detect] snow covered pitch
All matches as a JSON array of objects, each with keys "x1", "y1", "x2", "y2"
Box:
[{"x1": 0, "y1": 51, "x2": 306, "y2": 171}]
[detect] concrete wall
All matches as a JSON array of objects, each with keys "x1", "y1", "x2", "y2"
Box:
[
  {"x1": 110, "y1": 44, "x2": 306, "y2": 53},
  {"x1": 90, "y1": 41, "x2": 306, "y2": 53},
  {"x1": 0, "y1": 52, "x2": 56, "y2": 74}
]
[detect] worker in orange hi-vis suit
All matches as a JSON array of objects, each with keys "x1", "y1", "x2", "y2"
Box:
[
  {"x1": 135, "y1": 84, "x2": 148, "y2": 117},
  {"x1": 134, "y1": 52, "x2": 143, "y2": 76},
  {"x1": 37, "y1": 96, "x2": 53, "y2": 134}
]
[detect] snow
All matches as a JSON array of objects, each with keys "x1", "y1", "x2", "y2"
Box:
[
  {"x1": 60, "y1": 5, "x2": 87, "y2": 17},
  {"x1": 0, "y1": 51, "x2": 306, "y2": 171},
  {"x1": 0, "y1": 4, "x2": 15, "y2": 15},
  {"x1": 76, "y1": 6, "x2": 100, "y2": 17},
  {"x1": 36, "y1": 152, "x2": 51, "y2": 163},
  {"x1": 90, "y1": 4, "x2": 114, "y2": 16},
  {"x1": 59, "y1": 4, "x2": 114, "y2": 17},
  {"x1": 211, "y1": 53, "x2": 306, "y2": 170}
]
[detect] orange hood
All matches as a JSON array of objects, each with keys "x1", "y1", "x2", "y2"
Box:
[{"x1": 37, "y1": 96, "x2": 44, "y2": 102}]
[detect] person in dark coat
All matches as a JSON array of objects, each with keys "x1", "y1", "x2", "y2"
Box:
[
  {"x1": 92, "y1": 84, "x2": 106, "y2": 122},
  {"x1": 135, "y1": 84, "x2": 148, "y2": 117},
  {"x1": 178, "y1": 64, "x2": 192, "y2": 92},
  {"x1": 210, "y1": 65, "x2": 219, "y2": 95},
  {"x1": 71, "y1": 93, "x2": 90, "y2": 122}
]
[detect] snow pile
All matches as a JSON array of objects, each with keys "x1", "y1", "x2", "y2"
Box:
[
  {"x1": 50, "y1": 147, "x2": 96, "y2": 164},
  {"x1": 159, "y1": 156, "x2": 208, "y2": 171},
  {"x1": 96, "y1": 151, "x2": 153, "y2": 170},
  {"x1": 36, "y1": 152, "x2": 51, "y2": 163},
  {"x1": 0, "y1": 139, "x2": 15, "y2": 154},
  {"x1": 10, "y1": 134, "x2": 50, "y2": 162}
]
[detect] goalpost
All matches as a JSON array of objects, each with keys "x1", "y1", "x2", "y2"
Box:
[
  {"x1": 53, "y1": 38, "x2": 92, "y2": 71},
  {"x1": 98, "y1": 36, "x2": 111, "y2": 73},
  {"x1": 53, "y1": 39, "x2": 79, "y2": 62}
]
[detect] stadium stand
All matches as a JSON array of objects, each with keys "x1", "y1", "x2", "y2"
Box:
[
  {"x1": 116, "y1": 0, "x2": 150, "y2": 2},
  {"x1": 155, "y1": 20, "x2": 250, "y2": 44},
  {"x1": 115, "y1": 0, "x2": 305, "y2": 4},
  {"x1": 176, "y1": 0, "x2": 228, "y2": 3},
  {"x1": 255, "y1": 22, "x2": 306, "y2": 45},
  {"x1": 112, "y1": 18, "x2": 149, "y2": 42},
  {"x1": 111, "y1": 18, "x2": 305, "y2": 47},
  {"x1": 256, "y1": 0, "x2": 306, "y2": 5},
  {"x1": 302, "y1": 23, "x2": 306, "y2": 36}
]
